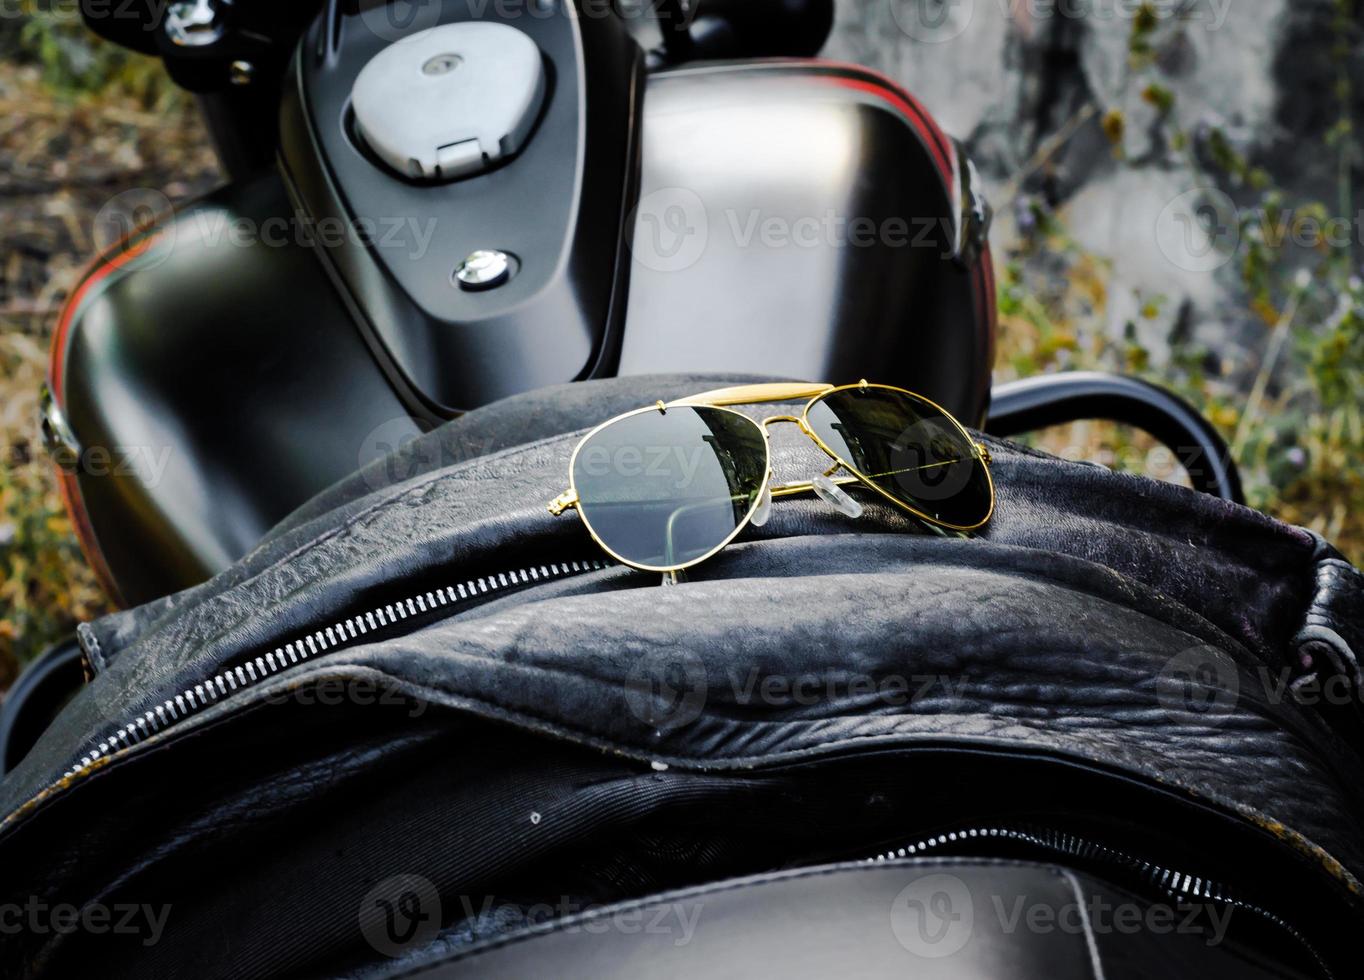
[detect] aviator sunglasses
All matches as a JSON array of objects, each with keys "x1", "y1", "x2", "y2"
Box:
[{"x1": 548, "y1": 381, "x2": 995, "y2": 577}]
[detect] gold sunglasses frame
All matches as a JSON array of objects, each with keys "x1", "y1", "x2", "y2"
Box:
[{"x1": 548, "y1": 380, "x2": 995, "y2": 574}]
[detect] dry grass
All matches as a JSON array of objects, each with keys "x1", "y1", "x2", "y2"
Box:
[
  {"x1": 995, "y1": 226, "x2": 1364, "y2": 565},
  {"x1": 0, "y1": 57, "x2": 221, "y2": 688}
]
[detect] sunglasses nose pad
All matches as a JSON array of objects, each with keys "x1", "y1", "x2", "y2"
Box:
[
  {"x1": 749, "y1": 483, "x2": 773, "y2": 528},
  {"x1": 813, "y1": 474, "x2": 864, "y2": 519}
]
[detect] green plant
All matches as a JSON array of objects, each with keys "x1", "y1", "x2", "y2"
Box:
[
  {"x1": 998, "y1": 0, "x2": 1364, "y2": 562},
  {"x1": 12, "y1": 3, "x2": 183, "y2": 104},
  {"x1": 1, "y1": 21, "x2": 218, "y2": 683},
  {"x1": 0, "y1": 333, "x2": 108, "y2": 688}
]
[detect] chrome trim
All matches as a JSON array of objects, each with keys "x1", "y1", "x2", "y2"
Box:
[{"x1": 39, "y1": 383, "x2": 81, "y2": 471}]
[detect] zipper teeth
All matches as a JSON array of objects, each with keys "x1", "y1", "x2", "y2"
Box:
[
  {"x1": 866, "y1": 825, "x2": 1332, "y2": 979},
  {"x1": 66, "y1": 559, "x2": 607, "y2": 779}
]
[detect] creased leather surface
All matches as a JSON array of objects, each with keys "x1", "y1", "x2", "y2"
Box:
[
  {"x1": 2, "y1": 375, "x2": 1363, "y2": 930},
  {"x1": 284, "y1": 540, "x2": 1364, "y2": 875}
]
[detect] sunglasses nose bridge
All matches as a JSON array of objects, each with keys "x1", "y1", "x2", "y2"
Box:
[{"x1": 758, "y1": 416, "x2": 821, "y2": 487}]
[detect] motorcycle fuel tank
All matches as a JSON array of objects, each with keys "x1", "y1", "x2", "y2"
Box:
[
  {"x1": 278, "y1": 1, "x2": 993, "y2": 422},
  {"x1": 51, "y1": 1, "x2": 996, "y2": 603}
]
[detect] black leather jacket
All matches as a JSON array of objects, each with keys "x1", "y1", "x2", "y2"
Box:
[{"x1": 1, "y1": 376, "x2": 1361, "y2": 978}]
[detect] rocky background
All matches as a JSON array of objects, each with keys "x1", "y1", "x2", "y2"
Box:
[
  {"x1": 833, "y1": 0, "x2": 1360, "y2": 358},
  {"x1": 1, "y1": 1, "x2": 1362, "y2": 684},
  {"x1": 825, "y1": 0, "x2": 1363, "y2": 547}
]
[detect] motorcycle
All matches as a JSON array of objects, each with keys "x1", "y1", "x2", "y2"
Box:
[{"x1": 6, "y1": 0, "x2": 1241, "y2": 770}]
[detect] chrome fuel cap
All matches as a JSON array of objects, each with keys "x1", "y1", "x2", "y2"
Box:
[{"x1": 351, "y1": 22, "x2": 546, "y2": 182}]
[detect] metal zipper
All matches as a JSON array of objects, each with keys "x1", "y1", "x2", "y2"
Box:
[
  {"x1": 65, "y1": 558, "x2": 608, "y2": 779},
  {"x1": 866, "y1": 824, "x2": 1333, "y2": 979},
  {"x1": 51, "y1": 565, "x2": 1338, "y2": 977}
]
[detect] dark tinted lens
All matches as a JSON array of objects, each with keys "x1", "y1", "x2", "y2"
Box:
[
  {"x1": 572, "y1": 406, "x2": 768, "y2": 569},
  {"x1": 805, "y1": 387, "x2": 992, "y2": 528}
]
